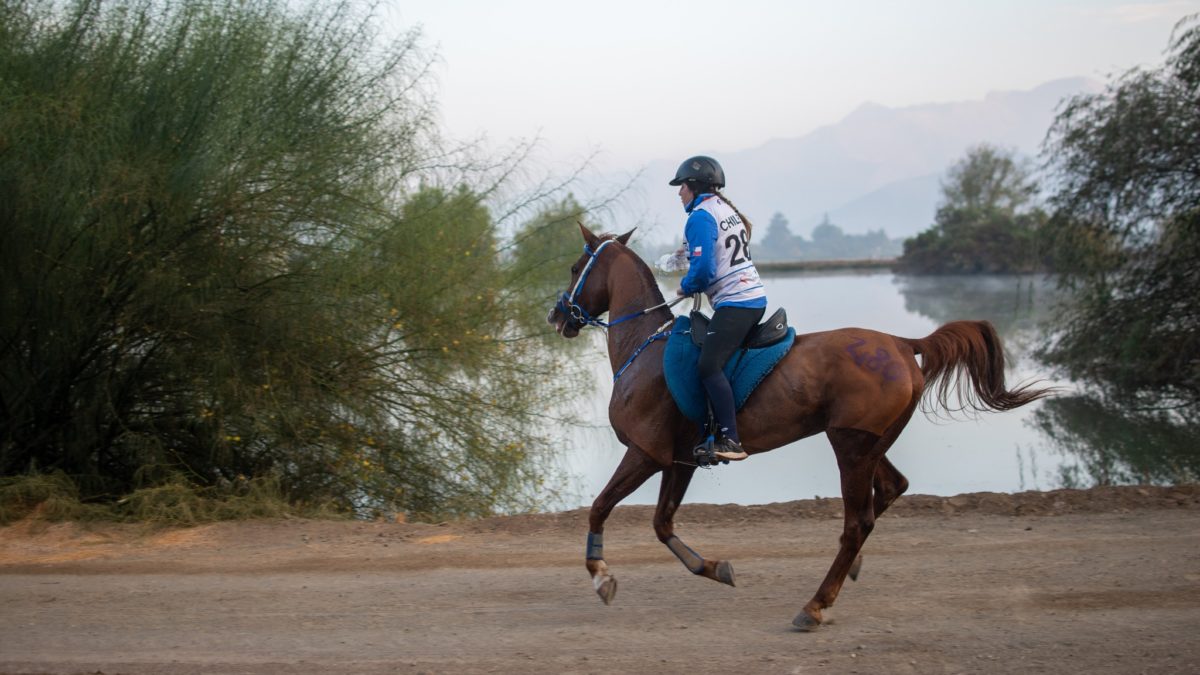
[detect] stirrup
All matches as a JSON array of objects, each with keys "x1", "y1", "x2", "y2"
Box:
[{"x1": 692, "y1": 436, "x2": 729, "y2": 467}]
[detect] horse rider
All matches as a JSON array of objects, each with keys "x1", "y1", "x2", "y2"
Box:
[{"x1": 670, "y1": 155, "x2": 767, "y2": 461}]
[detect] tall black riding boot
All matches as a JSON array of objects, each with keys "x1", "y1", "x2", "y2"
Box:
[{"x1": 701, "y1": 372, "x2": 748, "y2": 461}]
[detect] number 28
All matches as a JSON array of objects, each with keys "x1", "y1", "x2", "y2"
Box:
[{"x1": 725, "y1": 231, "x2": 751, "y2": 264}]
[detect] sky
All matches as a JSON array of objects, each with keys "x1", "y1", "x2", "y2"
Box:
[{"x1": 384, "y1": 0, "x2": 1200, "y2": 173}]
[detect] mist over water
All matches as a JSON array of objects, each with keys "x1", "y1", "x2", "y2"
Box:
[{"x1": 545, "y1": 271, "x2": 1134, "y2": 510}]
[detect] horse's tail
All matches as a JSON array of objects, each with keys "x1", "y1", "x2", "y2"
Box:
[{"x1": 901, "y1": 320, "x2": 1053, "y2": 415}]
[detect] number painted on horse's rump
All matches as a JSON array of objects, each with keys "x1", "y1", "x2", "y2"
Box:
[
  {"x1": 547, "y1": 224, "x2": 1051, "y2": 630},
  {"x1": 845, "y1": 337, "x2": 902, "y2": 382}
]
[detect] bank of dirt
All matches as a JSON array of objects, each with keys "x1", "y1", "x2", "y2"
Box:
[{"x1": 1, "y1": 485, "x2": 1198, "y2": 674}]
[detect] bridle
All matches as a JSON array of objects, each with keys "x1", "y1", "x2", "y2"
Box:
[{"x1": 554, "y1": 239, "x2": 689, "y2": 331}]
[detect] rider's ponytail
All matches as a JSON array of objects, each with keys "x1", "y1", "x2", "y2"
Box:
[{"x1": 714, "y1": 189, "x2": 753, "y2": 240}]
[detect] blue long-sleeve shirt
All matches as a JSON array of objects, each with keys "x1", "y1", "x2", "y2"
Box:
[
  {"x1": 681, "y1": 194, "x2": 718, "y2": 295},
  {"x1": 679, "y1": 193, "x2": 767, "y2": 308}
]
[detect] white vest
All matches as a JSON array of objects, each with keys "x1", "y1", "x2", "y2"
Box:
[{"x1": 692, "y1": 196, "x2": 766, "y2": 307}]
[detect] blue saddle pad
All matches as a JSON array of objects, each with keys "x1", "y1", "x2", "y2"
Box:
[{"x1": 663, "y1": 314, "x2": 795, "y2": 424}]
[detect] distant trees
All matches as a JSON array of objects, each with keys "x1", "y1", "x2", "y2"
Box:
[
  {"x1": 898, "y1": 145, "x2": 1049, "y2": 273},
  {"x1": 1038, "y1": 15, "x2": 1200, "y2": 413},
  {"x1": 752, "y1": 213, "x2": 901, "y2": 261},
  {"x1": 760, "y1": 213, "x2": 803, "y2": 260},
  {"x1": 808, "y1": 215, "x2": 898, "y2": 260},
  {"x1": 0, "y1": 0, "x2": 579, "y2": 518}
]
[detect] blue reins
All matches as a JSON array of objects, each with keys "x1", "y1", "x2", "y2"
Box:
[
  {"x1": 554, "y1": 239, "x2": 689, "y2": 380},
  {"x1": 612, "y1": 329, "x2": 672, "y2": 381},
  {"x1": 556, "y1": 240, "x2": 688, "y2": 330}
]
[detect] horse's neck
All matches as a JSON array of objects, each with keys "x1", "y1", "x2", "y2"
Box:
[{"x1": 605, "y1": 253, "x2": 672, "y2": 374}]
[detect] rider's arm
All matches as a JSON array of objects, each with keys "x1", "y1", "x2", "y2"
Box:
[{"x1": 681, "y1": 209, "x2": 718, "y2": 295}]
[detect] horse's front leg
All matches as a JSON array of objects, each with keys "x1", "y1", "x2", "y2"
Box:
[
  {"x1": 586, "y1": 445, "x2": 661, "y2": 604},
  {"x1": 654, "y1": 461, "x2": 735, "y2": 587}
]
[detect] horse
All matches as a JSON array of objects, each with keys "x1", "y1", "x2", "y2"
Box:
[{"x1": 546, "y1": 225, "x2": 1051, "y2": 630}]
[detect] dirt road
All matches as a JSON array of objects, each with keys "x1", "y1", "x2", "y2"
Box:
[{"x1": 2, "y1": 485, "x2": 1198, "y2": 674}]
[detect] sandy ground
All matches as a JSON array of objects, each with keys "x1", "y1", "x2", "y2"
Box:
[{"x1": 1, "y1": 484, "x2": 1198, "y2": 675}]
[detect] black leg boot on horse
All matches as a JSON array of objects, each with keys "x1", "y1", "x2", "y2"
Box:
[
  {"x1": 585, "y1": 445, "x2": 663, "y2": 604},
  {"x1": 656, "y1": 461, "x2": 736, "y2": 586}
]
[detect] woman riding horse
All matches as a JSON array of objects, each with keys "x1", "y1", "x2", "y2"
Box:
[{"x1": 547, "y1": 187, "x2": 1050, "y2": 631}]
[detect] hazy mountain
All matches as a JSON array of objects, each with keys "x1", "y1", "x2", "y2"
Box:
[
  {"x1": 614, "y1": 77, "x2": 1101, "y2": 246},
  {"x1": 820, "y1": 172, "x2": 942, "y2": 239}
]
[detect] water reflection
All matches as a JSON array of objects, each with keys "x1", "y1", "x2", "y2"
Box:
[
  {"x1": 893, "y1": 274, "x2": 1056, "y2": 360},
  {"x1": 1033, "y1": 395, "x2": 1200, "y2": 487},
  {"x1": 895, "y1": 274, "x2": 1196, "y2": 490}
]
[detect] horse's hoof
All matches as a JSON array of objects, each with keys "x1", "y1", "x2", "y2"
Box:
[
  {"x1": 849, "y1": 553, "x2": 864, "y2": 581},
  {"x1": 716, "y1": 560, "x2": 736, "y2": 587},
  {"x1": 594, "y1": 575, "x2": 618, "y2": 605},
  {"x1": 791, "y1": 610, "x2": 822, "y2": 632}
]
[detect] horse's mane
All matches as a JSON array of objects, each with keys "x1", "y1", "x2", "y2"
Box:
[{"x1": 597, "y1": 233, "x2": 666, "y2": 306}]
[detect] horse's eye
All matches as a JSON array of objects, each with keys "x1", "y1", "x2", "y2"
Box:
[{"x1": 571, "y1": 265, "x2": 579, "y2": 275}]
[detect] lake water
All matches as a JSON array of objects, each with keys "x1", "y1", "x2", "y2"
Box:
[{"x1": 546, "y1": 271, "x2": 1079, "y2": 510}]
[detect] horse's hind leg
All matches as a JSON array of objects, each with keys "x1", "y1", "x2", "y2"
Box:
[
  {"x1": 794, "y1": 427, "x2": 885, "y2": 631},
  {"x1": 846, "y1": 456, "x2": 911, "y2": 582},
  {"x1": 844, "y1": 457, "x2": 911, "y2": 582},
  {"x1": 654, "y1": 463, "x2": 735, "y2": 587},
  {"x1": 848, "y1": 402, "x2": 917, "y2": 583},
  {"x1": 873, "y1": 456, "x2": 909, "y2": 518},
  {"x1": 586, "y1": 445, "x2": 662, "y2": 605}
]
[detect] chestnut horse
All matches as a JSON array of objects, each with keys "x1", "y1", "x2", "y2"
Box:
[{"x1": 547, "y1": 226, "x2": 1050, "y2": 630}]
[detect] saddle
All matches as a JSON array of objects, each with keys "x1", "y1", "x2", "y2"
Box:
[
  {"x1": 688, "y1": 308, "x2": 790, "y2": 349},
  {"x1": 662, "y1": 311, "x2": 796, "y2": 426}
]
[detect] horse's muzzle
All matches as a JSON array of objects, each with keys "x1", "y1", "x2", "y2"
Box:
[{"x1": 548, "y1": 292, "x2": 583, "y2": 338}]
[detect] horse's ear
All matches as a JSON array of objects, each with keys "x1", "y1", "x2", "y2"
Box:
[
  {"x1": 577, "y1": 221, "x2": 600, "y2": 248},
  {"x1": 616, "y1": 228, "x2": 636, "y2": 246}
]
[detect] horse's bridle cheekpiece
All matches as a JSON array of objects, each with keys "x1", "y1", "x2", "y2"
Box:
[
  {"x1": 555, "y1": 240, "x2": 618, "y2": 330},
  {"x1": 555, "y1": 239, "x2": 690, "y2": 333},
  {"x1": 554, "y1": 238, "x2": 691, "y2": 382}
]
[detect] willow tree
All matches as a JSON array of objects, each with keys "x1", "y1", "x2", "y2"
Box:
[
  {"x1": 0, "y1": 0, "x2": 575, "y2": 517},
  {"x1": 1040, "y1": 15, "x2": 1200, "y2": 413}
]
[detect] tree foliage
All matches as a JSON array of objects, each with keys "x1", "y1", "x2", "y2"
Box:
[
  {"x1": 507, "y1": 194, "x2": 600, "y2": 342},
  {"x1": 510, "y1": 195, "x2": 590, "y2": 294},
  {"x1": 0, "y1": 0, "x2": 576, "y2": 518},
  {"x1": 1040, "y1": 15, "x2": 1200, "y2": 411},
  {"x1": 898, "y1": 145, "x2": 1049, "y2": 273},
  {"x1": 940, "y1": 145, "x2": 1038, "y2": 214}
]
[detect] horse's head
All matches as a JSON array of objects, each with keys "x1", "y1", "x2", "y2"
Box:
[{"x1": 547, "y1": 224, "x2": 635, "y2": 338}]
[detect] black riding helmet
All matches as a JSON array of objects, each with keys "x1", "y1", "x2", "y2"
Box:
[{"x1": 669, "y1": 155, "x2": 725, "y2": 189}]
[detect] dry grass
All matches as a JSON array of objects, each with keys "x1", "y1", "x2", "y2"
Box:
[{"x1": 0, "y1": 472, "x2": 346, "y2": 526}]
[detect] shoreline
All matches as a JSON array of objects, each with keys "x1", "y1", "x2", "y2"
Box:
[{"x1": 754, "y1": 257, "x2": 897, "y2": 273}]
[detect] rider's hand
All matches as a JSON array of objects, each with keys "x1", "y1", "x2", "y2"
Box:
[{"x1": 675, "y1": 288, "x2": 686, "y2": 297}]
